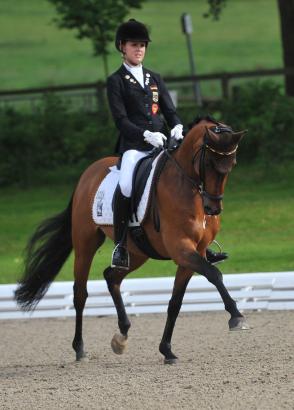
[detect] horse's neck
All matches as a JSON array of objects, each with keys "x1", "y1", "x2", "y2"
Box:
[
  {"x1": 156, "y1": 130, "x2": 204, "y2": 221},
  {"x1": 173, "y1": 128, "x2": 201, "y2": 179}
]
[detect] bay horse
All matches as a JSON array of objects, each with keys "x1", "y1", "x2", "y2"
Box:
[{"x1": 15, "y1": 117, "x2": 248, "y2": 364}]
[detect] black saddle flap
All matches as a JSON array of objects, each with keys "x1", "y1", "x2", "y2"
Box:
[{"x1": 130, "y1": 150, "x2": 160, "y2": 218}]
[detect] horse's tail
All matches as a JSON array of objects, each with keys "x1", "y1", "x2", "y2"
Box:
[{"x1": 14, "y1": 195, "x2": 73, "y2": 311}]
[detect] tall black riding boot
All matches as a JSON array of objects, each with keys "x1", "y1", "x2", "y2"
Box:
[
  {"x1": 206, "y1": 248, "x2": 228, "y2": 265},
  {"x1": 111, "y1": 186, "x2": 131, "y2": 270}
]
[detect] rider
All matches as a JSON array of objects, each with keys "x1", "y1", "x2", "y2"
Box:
[{"x1": 107, "y1": 19, "x2": 227, "y2": 270}]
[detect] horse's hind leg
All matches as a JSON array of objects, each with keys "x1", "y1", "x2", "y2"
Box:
[
  {"x1": 103, "y1": 252, "x2": 148, "y2": 355},
  {"x1": 159, "y1": 266, "x2": 193, "y2": 364},
  {"x1": 72, "y1": 228, "x2": 105, "y2": 361}
]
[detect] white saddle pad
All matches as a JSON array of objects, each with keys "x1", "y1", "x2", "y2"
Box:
[{"x1": 92, "y1": 152, "x2": 164, "y2": 226}]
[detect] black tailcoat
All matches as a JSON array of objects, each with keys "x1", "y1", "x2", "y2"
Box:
[{"x1": 107, "y1": 65, "x2": 181, "y2": 154}]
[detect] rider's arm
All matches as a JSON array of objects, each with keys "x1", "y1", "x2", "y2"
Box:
[{"x1": 106, "y1": 75, "x2": 145, "y2": 141}]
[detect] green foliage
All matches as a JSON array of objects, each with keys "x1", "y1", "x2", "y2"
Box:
[
  {"x1": 47, "y1": 0, "x2": 145, "y2": 77},
  {"x1": 220, "y1": 81, "x2": 294, "y2": 163},
  {"x1": 48, "y1": 0, "x2": 145, "y2": 55},
  {"x1": 1, "y1": 80, "x2": 294, "y2": 187},
  {"x1": 0, "y1": 95, "x2": 117, "y2": 186},
  {"x1": 203, "y1": 0, "x2": 226, "y2": 20}
]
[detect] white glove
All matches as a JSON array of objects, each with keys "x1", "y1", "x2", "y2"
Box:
[
  {"x1": 170, "y1": 124, "x2": 184, "y2": 140},
  {"x1": 143, "y1": 130, "x2": 167, "y2": 148}
]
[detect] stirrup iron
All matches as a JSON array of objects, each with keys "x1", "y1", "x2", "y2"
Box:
[{"x1": 111, "y1": 243, "x2": 130, "y2": 270}]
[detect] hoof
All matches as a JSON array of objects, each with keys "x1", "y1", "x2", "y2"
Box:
[
  {"x1": 76, "y1": 352, "x2": 88, "y2": 362},
  {"x1": 164, "y1": 357, "x2": 178, "y2": 365},
  {"x1": 159, "y1": 342, "x2": 178, "y2": 364},
  {"x1": 229, "y1": 317, "x2": 250, "y2": 331},
  {"x1": 77, "y1": 356, "x2": 89, "y2": 363},
  {"x1": 111, "y1": 333, "x2": 128, "y2": 355}
]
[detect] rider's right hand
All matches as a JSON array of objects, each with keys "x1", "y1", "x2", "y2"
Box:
[{"x1": 143, "y1": 130, "x2": 167, "y2": 148}]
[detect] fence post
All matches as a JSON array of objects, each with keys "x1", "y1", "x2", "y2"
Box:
[{"x1": 221, "y1": 74, "x2": 230, "y2": 99}]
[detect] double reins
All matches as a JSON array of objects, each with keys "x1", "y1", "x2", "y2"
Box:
[
  {"x1": 165, "y1": 125, "x2": 237, "y2": 202},
  {"x1": 194, "y1": 125, "x2": 237, "y2": 201}
]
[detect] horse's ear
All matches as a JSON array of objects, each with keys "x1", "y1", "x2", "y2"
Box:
[{"x1": 232, "y1": 130, "x2": 248, "y2": 144}]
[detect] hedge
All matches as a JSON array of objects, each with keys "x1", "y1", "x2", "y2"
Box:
[
  {"x1": 1, "y1": 81, "x2": 294, "y2": 186},
  {"x1": 220, "y1": 81, "x2": 294, "y2": 163},
  {"x1": 0, "y1": 95, "x2": 117, "y2": 186}
]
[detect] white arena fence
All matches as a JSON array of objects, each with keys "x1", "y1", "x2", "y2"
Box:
[{"x1": 0, "y1": 272, "x2": 293, "y2": 320}]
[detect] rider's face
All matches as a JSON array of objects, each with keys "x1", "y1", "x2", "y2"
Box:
[{"x1": 122, "y1": 41, "x2": 146, "y2": 66}]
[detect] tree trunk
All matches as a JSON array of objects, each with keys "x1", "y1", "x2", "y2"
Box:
[
  {"x1": 102, "y1": 53, "x2": 109, "y2": 79},
  {"x1": 277, "y1": 0, "x2": 294, "y2": 96}
]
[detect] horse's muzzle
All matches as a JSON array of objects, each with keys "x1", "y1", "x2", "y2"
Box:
[
  {"x1": 201, "y1": 190, "x2": 223, "y2": 216},
  {"x1": 204, "y1": 205, "x2": 222, "y2": 216},
  {"x1": 203, "y1": 196, "x2": 222, "y2": 215}
]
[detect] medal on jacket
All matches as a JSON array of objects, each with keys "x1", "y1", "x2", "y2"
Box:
[
  {"x1": 152, "y1": 91, "x2": 158, "y2": 102},
  {"x1": 150, "y1": 85, "x2": 159, "y2": 102},
  {"x1": 124, "y1": 74, "x2": 136, "y2": 84},
  {"x1": 152, "y1": 103, "x2": 159, "y2": 115},
  {"x1": 145, "y1": 72, "x2": 150, "y2": 86}
]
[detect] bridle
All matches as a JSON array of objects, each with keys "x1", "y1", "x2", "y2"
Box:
[
  {"x1": 165, "y1": 125, "x2": 238, "y2": 203},
  {"x1": 191, "y1": 125, "x2": 237, "y2": 202}
]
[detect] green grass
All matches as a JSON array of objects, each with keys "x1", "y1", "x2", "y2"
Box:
[
  {"x1": 0, "y1": 0, "x2": 283, "y2": 90},
  {"x1": 1, "y1": 164, "x2": 294, "y2": 284}
]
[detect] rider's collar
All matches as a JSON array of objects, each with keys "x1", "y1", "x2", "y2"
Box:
[{"x1": 123, "y1": 62, "x2": 143, "y2": 73}]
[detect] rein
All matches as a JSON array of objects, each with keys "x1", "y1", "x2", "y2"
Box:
[
  {"x1": 164, "y1": 149, "x2": 199, "y2": 190},
  {"x1": 196, "y1": 142, "x2": 224, "y2": 201},
  {"x1": 165, "y1": 125, "x2": 237, "y2": 202}
]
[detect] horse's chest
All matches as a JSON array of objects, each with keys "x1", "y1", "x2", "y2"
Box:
[
  {"x1": 199, "y1": 215, "x2": 220, "y2": 244},
  {"x1": 193, "y1": 217, "x2": 206, "y2": 239}
]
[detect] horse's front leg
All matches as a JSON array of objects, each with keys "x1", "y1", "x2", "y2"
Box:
[
  {"x1": 181, "y1": 249, "x2": 249, "y2": 331},
  {"x1": 159, "y1": 267, "x2": 193, "y2": 364}
]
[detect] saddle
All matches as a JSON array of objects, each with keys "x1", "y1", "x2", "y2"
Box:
[{"x1": 114, "y1": 148, "x2": 170, "y2": 260}]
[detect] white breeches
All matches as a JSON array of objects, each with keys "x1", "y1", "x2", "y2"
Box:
[{"x1": 119, "y1": 149, "x2": 151, "y2": 197}]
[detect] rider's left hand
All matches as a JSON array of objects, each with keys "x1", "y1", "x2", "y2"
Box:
[{"x1": 171, "y1": 124, "x2": 184, "y2": 141}]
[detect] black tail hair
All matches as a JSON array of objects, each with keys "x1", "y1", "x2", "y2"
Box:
[{"x1": 14, "y1": 196, "x2": 73, "y2": 311}]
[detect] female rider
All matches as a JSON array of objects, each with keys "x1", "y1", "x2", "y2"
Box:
[{"x1": 107, "y1": 19, "x2": 226, "y2": 269}]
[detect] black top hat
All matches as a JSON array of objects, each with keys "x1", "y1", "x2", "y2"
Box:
[{"x1": 115, "y1": 19, "x2": 151, "y2": 51}]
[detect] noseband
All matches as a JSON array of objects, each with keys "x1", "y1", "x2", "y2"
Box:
[{"x1": 192, "y1": 125, "x2": 237, "y2": 202}]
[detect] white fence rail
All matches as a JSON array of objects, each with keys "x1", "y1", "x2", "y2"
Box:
[{"x1": 0, "y1": 272, "x2": 293, "y2": 320}]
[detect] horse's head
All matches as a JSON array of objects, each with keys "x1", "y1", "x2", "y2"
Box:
[{"x1": 192, "y1": 119, "x2": 247, "y2": 216}]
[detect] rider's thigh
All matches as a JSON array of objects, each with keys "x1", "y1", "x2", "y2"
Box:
[{"x1": 119, "y1": 150, "x2": 149, "y2": 197}]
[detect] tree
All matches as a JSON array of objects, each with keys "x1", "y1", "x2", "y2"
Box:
[
  {"x1": 204, "y1": 0, "x2": 294, "y2": 97},
  {"x1": 48, "y1": 0, "x2": 145, "y2": 79},
  {"x1": 277, "y1": 0, "x2": 294, "y2": 96}
]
